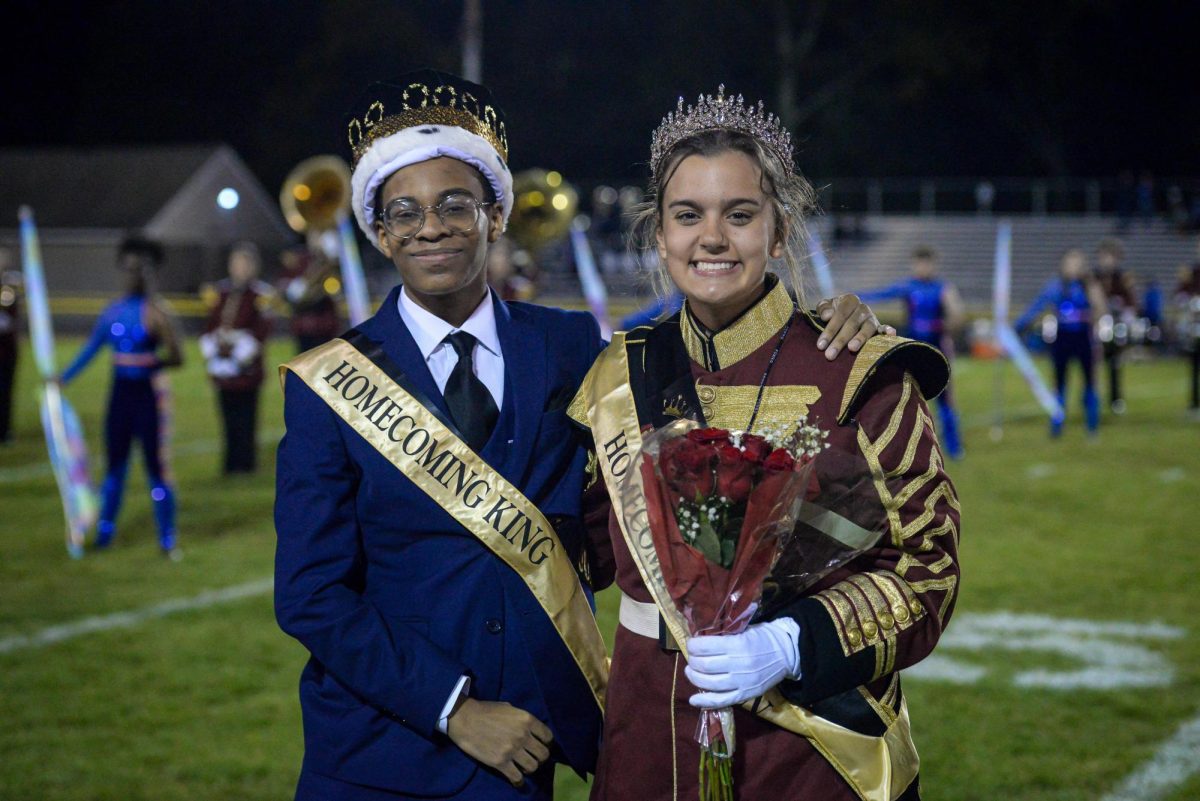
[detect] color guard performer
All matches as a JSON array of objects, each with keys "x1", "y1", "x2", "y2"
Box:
[
  {"x1": 60, "y1": 236, "x2": 183, "y2": 554},
  {"x1": 859, "y1": 245, "x2": 965, "y2": 458},
  {"x1": 1016, "y1": 249, "x2": 1107, "y2": 437},
  {"x1": 570, "y1": 86, "x2": 959, "y2": 801}
]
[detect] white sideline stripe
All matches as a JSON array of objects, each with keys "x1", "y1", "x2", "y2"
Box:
[
  {"x1": 0, "y1": 577, "x2": 273, "y2": 655},
  {"x1": 1100, "y1": 713, "x2": 1200, "y2": 801}
]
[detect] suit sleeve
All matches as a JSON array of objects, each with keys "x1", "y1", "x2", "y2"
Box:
[
  {"x1": 776, "y1": 366, "x2": 961, "y2": 704},
  {"x1": 273, "y1": 371, "x2": 466, "y2": 738}
]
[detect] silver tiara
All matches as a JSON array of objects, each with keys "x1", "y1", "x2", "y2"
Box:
[{"x1": 649, "y1": 85, "x2": 794, "y2": 183}]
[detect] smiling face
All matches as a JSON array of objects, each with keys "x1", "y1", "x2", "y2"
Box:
[
  {"x1": 374, "y1": 157, "x2": 502, "y2": 316},
  {"x1": 655, "y1": 150, "x2": 783, "y2": 331}
]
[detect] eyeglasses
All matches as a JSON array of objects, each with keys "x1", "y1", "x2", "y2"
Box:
[{"x1": 377, "y1": 193, "x2": 492, "y2": 240}]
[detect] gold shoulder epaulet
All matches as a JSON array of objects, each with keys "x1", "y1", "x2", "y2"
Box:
[
  {"x1": 567, "y1": 331, "x2": 636, "y2": 429},
  {"x1": 837, "y1": 335, "x2": 949, "y2": 424}
]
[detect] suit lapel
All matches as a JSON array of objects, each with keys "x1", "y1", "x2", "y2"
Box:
[
  {"x1": 360, "y1": 285, "x2": 455, "y2": 421},
  {"x1": 494, "y1": 295, "x2": 548, "y2": 481}
]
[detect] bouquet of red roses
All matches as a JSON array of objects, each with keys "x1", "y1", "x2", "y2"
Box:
[{"x1": 635, "y1": 417, "x2": 828, "y2": 801}]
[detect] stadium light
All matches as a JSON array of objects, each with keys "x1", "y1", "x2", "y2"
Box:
[{"x1": 217, "y1": 187, "x2": 240, "y2": 210}]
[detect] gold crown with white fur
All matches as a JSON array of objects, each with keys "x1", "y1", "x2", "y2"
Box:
[{"x1": 649, "y1": 85, "x2": 794, "y2": 183}]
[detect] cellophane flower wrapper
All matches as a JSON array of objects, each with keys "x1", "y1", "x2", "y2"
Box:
[{"x1": 631, "y1": 419, "x2": 831, "y2": 801}]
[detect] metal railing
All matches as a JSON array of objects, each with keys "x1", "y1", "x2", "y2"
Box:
[{"x1": 814, "y1": 176, "x2": 1200, "y2": 217}]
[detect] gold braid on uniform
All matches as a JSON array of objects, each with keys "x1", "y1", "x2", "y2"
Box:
[
  {"x1": 815, "y1": 372, "x2": 960, "y2": 679},
  {"x1": 814, "y1": 326, "x2": 960, "y2": 680}
]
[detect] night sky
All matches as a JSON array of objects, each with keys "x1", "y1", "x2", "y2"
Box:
[{"x1": 3, "y1": 0, "x2": 1196, "y2": 195}]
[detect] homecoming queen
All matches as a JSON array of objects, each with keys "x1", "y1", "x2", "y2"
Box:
[{"x1": 569, "y1": 88, "x2": 961, "y2": 800}]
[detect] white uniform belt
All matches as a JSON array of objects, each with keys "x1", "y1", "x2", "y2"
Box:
[{"x1": 618, "y1": 592, "x2": 661, "y2": 638}]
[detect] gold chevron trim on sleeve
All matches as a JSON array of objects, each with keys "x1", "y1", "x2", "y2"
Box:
[{"x1": 814, "y1": 571, "x2": 925, "y2": 665}]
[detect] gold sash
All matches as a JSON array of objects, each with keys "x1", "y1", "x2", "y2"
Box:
[
  {"x1": 282, "y1": 338, "x2": 608, "y2": 712},
  {"x1": 575, "y1": 333, "x2": 918, "y2": 801}
]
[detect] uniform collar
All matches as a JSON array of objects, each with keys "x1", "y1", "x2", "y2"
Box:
[
  {"x1": 680, "y1": 275, "x2": 795, "y2": 371},
  {"x1": 397, "y1": 285, "x2": 502, "y2": 360}
]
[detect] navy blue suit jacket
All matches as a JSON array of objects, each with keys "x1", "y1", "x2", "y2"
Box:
[{"x1": 274, "y1": 286, "x2": 605, "y2": 796}]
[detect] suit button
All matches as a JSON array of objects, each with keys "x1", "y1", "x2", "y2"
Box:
[{"x1": 485, "y1": 618, "x2": 503, "y2": 635}]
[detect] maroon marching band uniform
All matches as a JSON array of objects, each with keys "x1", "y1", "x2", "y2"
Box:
[
  {"x1": 201, "y1": 279, "x2": 273, "y2": 472},
  {"x1": 572, "y1": 278, "x2": 960, "y2": 800}
]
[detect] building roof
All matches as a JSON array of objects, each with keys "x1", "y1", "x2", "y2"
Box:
[{"x1": 0, "y1": 144, "x2": 294, "y2": 248}]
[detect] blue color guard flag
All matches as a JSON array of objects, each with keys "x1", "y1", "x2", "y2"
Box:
[
  {"x1": 336, "y1": 215, "x2": 371, "y2": 326},
  {"x1": 992, "y1": 220, "x2": 1064, "y2": 423},
  {"x1": 570, "y1": 225, "x2": 612, "y2": 339},
  {"x1": 19, "y1": 206, "x2": 97, "y2": 558},
  {"x1": 806, "y1": 227, "x2": 837, "y2": 300}
]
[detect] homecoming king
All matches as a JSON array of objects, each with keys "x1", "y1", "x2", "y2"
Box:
[{"x1": 273, "y1": 70, "x2": 611, "y2": 800}]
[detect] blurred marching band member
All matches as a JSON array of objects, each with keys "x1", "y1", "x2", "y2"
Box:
[
  {"x1": 486, "y1": 235, "x2": 536, "y2": 302},
  {"x1": 1093, "y1": 237, "x2": 1138, "y2": 414},
  {"x1": 278, "y1": 245, "x2": 342, "y2": 354},
  {"x1": 1176, "y1": 253, "x2": 1200, "y2": 418},
  {"x1": 59, "y1": 237, "x2": 183, "y2": 555},
  {"x1": 272, "y1": 70, "x2": 885, "y2": 801},
  {"x1": 0, "y1": 248, "x2": 21, "y2": 445},
  {"x1": 859, "y1": 245, "x2": 965, "y2": 458},
  {"x1": 1015, "y1": 249, "x2": 1107, "y2": 437},
  {"x1": 569, "y1": 86, "x2": 958, "y2": 800},
  {"x1": 200, "y1": 242, "x2": 273, "y2": 474}
]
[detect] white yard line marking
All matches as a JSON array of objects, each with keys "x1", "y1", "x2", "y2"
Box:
[
  {"x1": 1100, "y1": 713, "x2": 1200, "y2": 801},
  {"x1": 1158, "y1": 467, "x2": 1186, "y2": 484},
  {"x1": 0, "y1": 577, "x2": 273, "y2": 655},
  {"x1": 904, "y1": 611, "x2": 1183, "y2": 690},
  {"x1": 1025, "y1": 462, "x2": 1056, "y2": 479}
]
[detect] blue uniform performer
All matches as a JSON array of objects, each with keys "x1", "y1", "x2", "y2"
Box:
[
  {"x1": 61, "y1": 237, "x2": 183, "y2": 553},
  {"x1": 1015, "y1": 249, "x2": 1106, "y2": 436},
  {"x1": 860, "y1": 246, "x2": 964, "y2": 458}
]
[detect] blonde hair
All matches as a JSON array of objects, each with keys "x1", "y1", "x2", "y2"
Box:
[{"x1": 629, "y1": 129, "x2": 817, "y2": 309}]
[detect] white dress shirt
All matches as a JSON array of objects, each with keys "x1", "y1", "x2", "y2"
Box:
[
  {"x1": 397, "y1": 285, "x2": 505, "y2": 734},
  {"x1": 397, "y1": 285, "x2": 504, "y2": 411}
]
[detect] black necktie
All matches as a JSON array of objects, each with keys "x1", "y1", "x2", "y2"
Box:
[{"x1": 442, "y1": 330, "x2": 499, "y2": 451}]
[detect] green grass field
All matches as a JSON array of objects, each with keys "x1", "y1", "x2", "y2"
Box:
[{"x1": 1, "y1": 337, "x2": 1198, "y2": 801}]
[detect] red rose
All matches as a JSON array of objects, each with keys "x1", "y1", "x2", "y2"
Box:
[
  {"x1": 662, "y1": 437, "x2": 716, "y2": 499},
  {"x1": 739, "y1": 434, "x2": 772, "y2": 464},
  {"x1": 763, "y1": 448, "x2": 796, "y2": 472},
  {"x1": 687, "y1": 427, "x2": 731, "y2": 446},
  {"x1": 716, "y1": 444, "x2": 755, "y2": 503}
]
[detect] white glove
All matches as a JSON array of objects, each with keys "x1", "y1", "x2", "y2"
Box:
[{"x1": 685, "y1": 618, "x2": 802, "y2": 709}]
